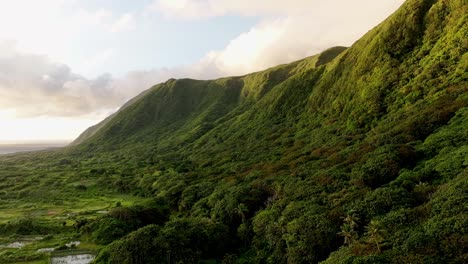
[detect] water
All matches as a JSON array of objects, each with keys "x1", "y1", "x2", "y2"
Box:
[
  {"x1": 6, "y1": 241, "x2": 26, "y2": 248},
  {"x1": 0, "y1": 142, "x2": 68, "y2": 155},
  {"x1": 0, "y1": 241, "x2": 26, "y2": 249},
  {"x1": 37, "y1": 247, "x2": 55, "y2": 253},
  {"x1": 50, "y1": 254, "x2": 95, "y2": 264}
]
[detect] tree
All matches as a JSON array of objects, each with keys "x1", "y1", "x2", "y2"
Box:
[
  {"x1": 338, "y1": 213, "x2": 360, "y2": 247},
  {"x1": 234, "y1": 203, "x2": 249, "y2": 223},
  {"x1": 365, "y1": 220, "x2": 384, "y2": 253},
  {"x1": 338, "y1": 223, "x2": 357, "y2": 246},
  {"x1": 344, "y1": 213, "x2": 359, "y2": 229}
]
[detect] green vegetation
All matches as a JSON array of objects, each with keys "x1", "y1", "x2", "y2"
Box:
[{"x1": 0, "y1": 0, "x2": 467, "y2": 263}]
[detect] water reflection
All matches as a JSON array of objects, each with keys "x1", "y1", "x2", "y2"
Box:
[{"x1": 50, "y1": 254, "x2": 95, "y2": 264}]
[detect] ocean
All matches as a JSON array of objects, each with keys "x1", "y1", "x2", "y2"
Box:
[{"x1": 0, "y1": 142, "x2": 69, "y2": 155}]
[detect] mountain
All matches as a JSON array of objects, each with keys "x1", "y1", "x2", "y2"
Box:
[
  {"x1": 73, "y1": 45, "x2": 349, "y2": 147},
  {"x1": 72, "y1": 46, "x2": 347, "y2": 150},
  {"x1": 0, "y1": 0, "x2": 467, "y2": 263}
]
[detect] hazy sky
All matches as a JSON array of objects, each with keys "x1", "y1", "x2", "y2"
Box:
[{"x1": 0, "y1": 0, "x2": 405, "y2": 142}]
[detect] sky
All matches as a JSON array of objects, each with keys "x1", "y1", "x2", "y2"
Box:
[{"x1": 0, "y1": 0, "x2": 405, "y2": 142}]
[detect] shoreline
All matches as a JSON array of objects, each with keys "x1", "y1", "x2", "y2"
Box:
[{"x1": 0, "y1": 142, "x2": 70, "y2": 155}]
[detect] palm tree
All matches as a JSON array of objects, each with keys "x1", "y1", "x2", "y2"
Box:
[
  {"x1": 338, "y1": 223, "x2": 357, "y2": 246},
  {"x1": 344, "y1": 213, "x2": 359, "y2": 229},
  {"x1": 234, "y1": 203, "x2": 248, "y2": 223},
  {"x1": 365, "y1": 220, "x2": 384, "y2": 253},
  {"x1": 272, "y1": 183, "x2": 282, "y2": 200}
]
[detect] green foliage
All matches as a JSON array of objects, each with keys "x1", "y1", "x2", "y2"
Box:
[
  {"x1": 284, "y1": 214, "x2": 337, "y2": 263},
  {"x1": 95, "y1": 218, "x2": 230, "y2": 264},
  {"x1": 364, "y1": 220, "x2": 385, "y2": 253},
  {"x1": 82, "y1": 200, "x2": 170, "y2": 245},
  {"x1": 0, "y1": 0, "x2": 466, "y2": 263},
  {"x1": 353, "y1": 144, "x2": 417, "y2": 188},
  {"x1": 94, "y1": 225, "x2": 161, "y2": 264},
  {"x1": 0, "y1": 217, "x2": 61, "y2": 235}
]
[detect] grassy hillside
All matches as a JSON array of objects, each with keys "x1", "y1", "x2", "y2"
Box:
[{"x1": 0, "y1": 0, "x2": 467, "y2": 263}]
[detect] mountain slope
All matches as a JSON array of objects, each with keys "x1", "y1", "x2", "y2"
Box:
[
  {"x1": 0, "y1": 0, "x2": 466, "y2": 263},
  {"x1": 74, "y1": 0, "x2": 467, "y2": 262},
  {"x1": 72, "y1": 52, "x2": 335, "y2": 150}
]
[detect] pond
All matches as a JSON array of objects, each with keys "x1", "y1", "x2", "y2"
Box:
[{"x1": 50, "y1": 253, "x2": 95, "y2": 264}]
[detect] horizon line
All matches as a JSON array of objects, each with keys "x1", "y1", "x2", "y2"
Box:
[{"x1": 0, "y1": 139, "x2": 72, "y2": 145}]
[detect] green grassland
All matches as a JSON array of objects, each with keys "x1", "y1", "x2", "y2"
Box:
[
  {"x1": 0, "y1": 194, "x2": 143, "y2": 263},
  {"x1": 0, "y1": 151, "x2": 147, "y2": 263},
  {"x1": 0, "y1": 0, "x2": 467, "y2": 263}
]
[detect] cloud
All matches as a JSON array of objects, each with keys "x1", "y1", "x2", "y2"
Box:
[
  {"x1": 0, "y1": 0, "x2": 405, "y2": 120},
  {"x1": 0, "y1": 42, "x2": 198, "y2": 118},
  {"x1": 0, "y1": 0, "x2": 135, "y2": 65},
  {"x1": 178, "y1": 0, "x2": 406, "y2": 76},
  {"x1": 71, "y1": 9, "x2": 114, "y2": 28},
  {"x1": 0, "y1": 41, "x2": 120, "y2": 117},
  {"x1": 72, "y1": 9, "x2": 136, "y2": 33},
  {"x1": 110, "y1": 13, "x2": 137, "y2": 33},
  {"x1": 149, "y1": 0, "x2": 313, "y2": 19},
  {"x1": 77, "y1": 49, "x2": 115, "y2": 77},
  {"x1": 147, "y1": 0, "x2": 405, "y2": 76},
  {"x1": 149, "y1": 0, "x2": 404, "y2": 19}
]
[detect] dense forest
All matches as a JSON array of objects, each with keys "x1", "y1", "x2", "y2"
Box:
[{"x1": 0, "y1": 0, "x2": 467, "y2": 263}]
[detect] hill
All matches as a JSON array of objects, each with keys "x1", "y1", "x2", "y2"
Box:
[{"x1": 0, "y1": 0, "x2": 466, "y2": 263}]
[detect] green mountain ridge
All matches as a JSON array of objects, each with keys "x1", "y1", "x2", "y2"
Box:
[
  {"x1": 72, "y1": 46, "x2": 347, "y2": 148},
  {"x1": 0, "y1": 0, "x2": 467, "y2": 263}
]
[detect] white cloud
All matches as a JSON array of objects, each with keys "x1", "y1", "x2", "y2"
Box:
[
  {"x1": 0, "y1": 41, "x2": 120, "y2": 117},
  {"x1": 147, "y1": 0, "x2": 405, "y2": 76},
  {"x1": 0, "y1": 42, "x2": 193, "y2": 118},
  {"x1": 0, "y1": 0, "x2": 406, "y2": 141},
  {"x1": 71, "y1": 9, "x2": 136, "y2": 33},
  {"x1": 0, "y1": 1, "x2": 134, "y2": 67},
  {"x1": 77, "y1": 49, "x2": 115, "y2": 78},
  {"x1": 110, "y1": 13, "x2": 137, "y2": 33},
  {"x1": 149, "y1": 0, "x2": 403, "y2": 19},
  {"x1": 71, "y1": 9, "x2": 114, "y2": 28},
  {"x1": 149, "y1": 0, "x2": 312, "y2": 19},
  {"x1": 207, "y1": 19, "x2": 289, "y2": 75},
  {"x1": 191, "y1": 1, "x2": 406, "y2": 76},
  {"x1": 0, "y1": 1, "x2": 406, "y2": 117}
]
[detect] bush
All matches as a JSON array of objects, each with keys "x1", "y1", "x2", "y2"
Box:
[
  {"x1": 85, "y1": 200, "x2": 170, "y2": 244},
  {"x1": 354, "y1": 144, "x2": 416, "y2": 188},
  {"x1": 284, "y1": 214, "x2": 339, "y2": 263},
  {"x1": 95, "y1": 218, "x2": 230, "y2": 264}
]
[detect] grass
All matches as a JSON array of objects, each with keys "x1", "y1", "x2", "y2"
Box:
[
  {"x1": 0, "y1": 0, "x2": 467, "y2": 263},
  {"x1": 0, "y1": 190, "x2": 144, "y2": 263}
]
